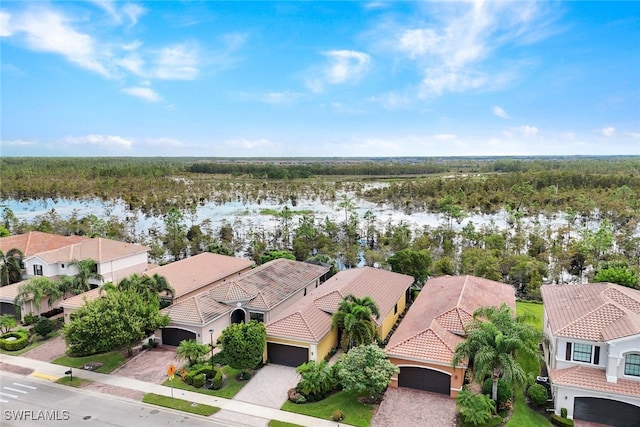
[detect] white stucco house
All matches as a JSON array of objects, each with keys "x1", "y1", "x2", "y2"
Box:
[{"x1": 541, "y1": 283, "x2": 640, "y2": 426}]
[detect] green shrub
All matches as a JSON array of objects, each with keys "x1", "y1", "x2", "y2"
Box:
[
  {"x1": 210, "y1": 367, "x2": 223, "y2": 390},
  {"x1": 190, "y1": 373, "x2": 206, "y2": 388},
  {"x1": 287, "y1": 388, "x2": 306, "y2": 404},
  {"x1": 560, "y1": 407, "x2": 568, "y2": 418},
  {"x1": 482, "y1": 378, "x2": 514, "y2": 408},
  {"x1": 23, "y1": 313, "x2": 39, "y2": 326},
  {"x1": 331, "y1": 409, "x2": 344, "y2": 422},
  {"x1": 527, "y1": 383, "x2": 548, "y2": 407},
  {"x1": 0, "y1": 331, "x2": 29, "y2": 351},
  {"x1": 550, "y1": 413, "x2": 574, "y2": 426},
  {"x1": 185, "y1": 365, "x2": 217, "y2": 387},
  {"x1": 34, "y1": 317, "x2": 56, "y2": 339}
]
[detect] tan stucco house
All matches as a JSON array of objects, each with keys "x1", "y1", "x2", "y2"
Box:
[
  {"x1": 265, "y1": 267, "x2": 413, "y2": 367},
  {"x1": 386, "y1": 275, "x2": 516, "y2": 398}
]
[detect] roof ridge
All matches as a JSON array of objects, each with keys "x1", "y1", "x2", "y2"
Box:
[
  {"x1": 557, "y1": 302, "x2": 625, "y2": 336},
  {"x1": 386, "y1": 323, "x2": 434, "y2": 352},
  {"x1": 457, "y1": 275, "x2": 468, "y2": 308},
  {"x1": 193, "y1": 295, "x2": 205, "y2": 324}
]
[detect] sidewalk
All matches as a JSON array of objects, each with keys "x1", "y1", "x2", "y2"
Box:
[{"x1": 0, "y1": 354, "x2": 340, "y2": 427}]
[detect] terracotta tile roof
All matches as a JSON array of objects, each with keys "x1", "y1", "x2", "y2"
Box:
[
  {"x1": 266, "y1": 267, "x2": 413, "y2": 342},
  {"x1": 0, "y1": 280, "x2": 29, "y2": 302},
  {"x1": 0, "y1": 231, "x2": 86, "y2": 257},
  {"x1": 31, "y1": 238, "x2": 148, "y2": 263},
  {"x1": 58, "y1": 288, "x2": 103, "y2": 309},
  {"x1": 386, "y1": 275, "x2": 516, "y2": 365},
  {"x1": 541, "y1": 283, "x2": 640, "y2": 341},
  {"x1": 144, "y1": 252, "x2": 254, "y2": 299},
  {"x1": 550, "y1": 365, "x2": 640, "y2": 398},
  {"x1": 211, "y1": 258, "x2": 330, "y2": 311},
  {"x1": 161, "y1": 291, "x2": 231, "y2": 325}
]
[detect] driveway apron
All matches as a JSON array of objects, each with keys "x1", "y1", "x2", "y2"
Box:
[{"x1": 371, "y1": 387, "x2": 457, "y2": 427}]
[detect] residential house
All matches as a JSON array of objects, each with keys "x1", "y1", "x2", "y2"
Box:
[
  {"x1": 159, "y1": 258, "x2": 330, "y2": 346},
  {"x1": 265, "y1": 267, "x2": 413, "y2": 367},
  {"x1": 541, "y1": 283, "x2": 640, "y2": 426},
  {"x1": 385, "y1": 275, "x2": 516, "y2": 398}
]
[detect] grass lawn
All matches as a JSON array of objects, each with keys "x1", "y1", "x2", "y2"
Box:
[
  {"x1": 506, "y1": 301, "x2": 551, "y2": 427},
  {"x1": 280, "y1": 390, "x2": 375, "y2": 427},
  {"x1": 54, "y1": 376, "x2": 93, "y2": 387},
  {"x1": 142, "y1": 393, "x2": 220, "y2": 416},
  {"x1": 162, "y1": 366, "x2": 247, "y2": 399},
  {"x1": 52, "y1": 351, "x2": 126, "y2": 374},
  {"x1": 268, "y1": 421, "x2": 304, "y2": 427},
  {"x1": 0, "y1": 331, "x2": 60, "y2": 356}
]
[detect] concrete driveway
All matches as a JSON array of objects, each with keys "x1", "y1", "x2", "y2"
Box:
[
  {"x1": 233, "y1": 364, "x2": 300, "y2": 408},
  {"x1": 371, "y1": 387, "x2": 457, "y2": 427}
]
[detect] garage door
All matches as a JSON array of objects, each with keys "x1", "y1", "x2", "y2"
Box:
[
  {"x1": 0, "y1": 302, "x2": 17, "y2": 318},
  {"x1": 267, "y1": 343, "x2": 308, "y2": 367},
  {"x1": 161, "y1": 328, "x2": 196, "y2": 346},
  {"x1": 574, "y1": 397, "x2": 640, "y2": 427},
  {"x1": 398, "y1": 367, "x2": 450, "y2": 395}
]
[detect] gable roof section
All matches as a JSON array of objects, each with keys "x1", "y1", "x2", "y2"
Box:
[
  {"x1": 0, "y1": 231, "x2": 86, "y2": 257},
  {"x1": 144, "y1": 252, "x2": 254, "y2": 299},
  {"x1": 212, "y1": 258, "x2": 330, "y2": 311},
  {"x1": 550, "y1": 365, "x2": 640, "y2": 398},
  {"x1": 161, "y1": 291, "x2": 232, "y2": 326},
  {"x1": 266, "y1": 267, "x2": 413, "y2": 343},
  {"x1": 58, "y1": 288, "x2": 103, "y2": 310},
  {"x1": 31, "y1": 238, "x2": 148, "y2": 264},
  {"x1": 541, "y1": 283, "x2": 640, "y2": 341},
  {"x1": 386, "y1": 275, "x2": 516, "y2": 364}
]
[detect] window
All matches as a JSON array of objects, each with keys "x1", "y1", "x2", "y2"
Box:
[
  {"x1": 394, "y1": 304, "x2": 398, "y2": 315},
  {"x1": 61, "y1": 264, "x2": 65, "y2": 269},
  {"x1": 33, "y1": 264, "x2": 43, "y2": 276},
  {"x1": 572, "y1": 343, "x2": 592, "y2": 363},
  {"x1": 250, "y1": 312, "x2": 264, "y2": 323},
  {"x1": 625, "y1": 354, "x2": 640, "y2": 377}
]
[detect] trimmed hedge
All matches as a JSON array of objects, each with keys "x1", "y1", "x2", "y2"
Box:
[
  {"x1": 0, "y1": 331, "x2": 29, "y2": 351},
  {"x1": 185, "y1": 365, "x2": 219, "y2": 389},
  {"x1": 210, "y1": 367, "x2": 223, "y2": 390},
  {"x1": 550, "y1": 414, "x2": 574, "y2": 426},
  {"x1": 527, "y1": 383, "x2": 548, "y2": 406}
]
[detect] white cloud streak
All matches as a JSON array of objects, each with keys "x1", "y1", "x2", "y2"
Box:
[
  {"x1": 600, "y1": 127, "x2": 616, "y2": 137},
  {"x1": 122, "y1": 86, "x2": 162, "y2": 102},
  {"x1": 493, "y1": 106, "x2": 509, "y2": 119},
  {"x1": 65, "y1": 134, "x2": 133, "y2": 149},
  {"x1": 308, "y1": 50, "x2": 371, "y2": 93}
]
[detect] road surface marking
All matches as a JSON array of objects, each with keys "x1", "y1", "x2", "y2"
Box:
[
  {"x1": 13, "y1": 383, "x2": 37, "y2": 390},
  {"x1": 3, "y1": 387, "x2": 27, "y2": 394},
  {"x1": 0, "y1": 391, "x2": 18, "y2": 398},
  {"x1": 0, "y1": 398, "x2": 8, "y2": 403},
  {"x1": 31, "y1": 372, "x2": 59, "y2": 381}
]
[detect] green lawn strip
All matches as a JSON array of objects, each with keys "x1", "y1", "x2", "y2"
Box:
[
  {"x1": 0, "y1": 332, "x2": 60, "y2": 356},
  {"x1": 51, "y1": 351, "x2": 126, "y2": 374},
  {"x1": 54, "y1": 376, "x2": 92, "y2": 387},
  {"x1": 505, "y1": 386, "x2": 552, "y2": 427},
  {"x1": 515, "y1": 301, "x2": 543, "y2": 331},
  {"x1": 162, "y1": 366, "x2": 247, "y2": 399},
  {"x1": 268, "y1": 421, "x2": 305, "y2": 427},
  {"x1": 142, "y1": 393, "x2": 220, "y2": 416},
  {"x1": 280, "y1": 390, "x2": 375, "y2": 427}
]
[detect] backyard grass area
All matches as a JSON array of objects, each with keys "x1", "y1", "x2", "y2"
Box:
[
  {"x1": 162, "y1": 366, "x2": 247, "y2": 399},
  {"x1": 52, "y1": 351, "x2": 125, "y2": 374},
  {"x1": 506, "y1": 300, "x2": 552, "y2": 427},
  {"x1": 268, "y1": 421, "x2": 304, "y2": 427},
  {"x1": 280, "y1": 390, "x2": 375, "y2": 427},
  {"x1": 0, "y1": 331, "x2": 60, "y2": 356},
  {"x1": 55, "y1": 376, "x2": 92, "y2": 387},
  {"x1": 142, "y1": 393, "x2": 220, "y2": 416}
]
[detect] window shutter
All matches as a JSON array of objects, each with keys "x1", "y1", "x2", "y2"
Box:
[
  {"x1": 566, "y1": 342, "x2": 572, "y2": 361},
  {"x1": 594, "y1": 346, "x2": 600, "y2": 365}
]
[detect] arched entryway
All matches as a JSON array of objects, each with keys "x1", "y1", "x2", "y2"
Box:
[{"x1": 230, "y1": 308, "x2": 246, "y2": 324}]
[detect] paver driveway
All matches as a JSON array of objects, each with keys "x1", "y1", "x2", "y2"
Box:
[
  {"x1": 112, "y1": 345, "x2": 178, "y2": 384},
  {"x1": 371, "y1": 387, "x2": 456, "y2": 427}
]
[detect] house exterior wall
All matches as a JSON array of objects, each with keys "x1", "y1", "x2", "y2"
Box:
[
  {"x1": 608, "y1": 336, "x2": 640, "y2": 382},
  {"x1": 99, "y1": 253, "x2": 148, "y2": 284},
  {"x1": 316, "y1": 327, "x2": 339, "y2": 361},
  {"x1": 553, "y1": 384, "x2": 640, "y2": 420},
  {"x1": 387, "y1": 356, "x2": 465, "y2": 398},
  {"x1": 553, "y1": 337, "x2": 607, "y2": 370},
  {"x1": 378, "y1": 293, "x2": 407, "y2": 342},
  {"x1": 157, "y1": 316, "x2": 228, "y2": 346}
]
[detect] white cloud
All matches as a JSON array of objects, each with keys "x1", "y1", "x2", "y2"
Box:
[
  {"x1": 145, "y1": 137, "x2": 185, "y2": 148},
  {"x1": 2, "y1": 139, "x2": 36, "y2": 146},
  {"x1": 383, "y1": 1, "x2": 558, "y2": 97},
  {"x1": 66, "y1": 134, "x2": 133, "y2": 149},
  {"x1": 7, "y1": 8, "x2": 111, "y2": 77},
  {"x1": 308, "y1": 50, "x2": 371, "y2": 93},
  {"x1": 152, "y1": 44, "x2": 199, "y2": 80},
  {"x1": 493, "y1": 106, "x2": 509, "y2": 119},
  {"x1": 90, "y1": 1, "x2": 146, "y2": 26},
  {"x1": 122, "y1": 86, "x2": 162, "y2": 102},
  {"x1": 225, "y1": 138, "x2": 278, "y2": 151},
  {"x1": 0, "y1": 11, "x2": 13, "y2": 36},
  {"x1": 434, "y1": 134, "x2": 457, "y2": 141},
  {"x1": 368, "y1": 92, "x2": 412, "y2": 109},
  {"x1": 627, "y1": 132, "x2": 640, "y2": 139},
  {"x1": 600, "y1": 127, "x2": 616, "y2": 137},
  {"x1": 520, "y1": 125, "x2": 539, "y2": 137},
  {"x1": 122, "y1": 3, "x2": 146, "y2": 26}
]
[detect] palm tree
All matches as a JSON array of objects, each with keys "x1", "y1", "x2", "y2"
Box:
[
  {"x1": 69, "y1": 259, "x2": 103, "y2": 293},
  {"x1": 1, "y1": 248, "x2": 24, "y2": 286},
  {"x1": 296, "y1": 360, "x2": 336, "y2": 397},
  {"x1": 331, "y1": 294, "x2": 380, "y2": 351},
  {"x1": 14, "y1": 277, "x2": 61, "y2": 315},
  {"x1": 176, "y1": 339, "x2": 210, "y2": 366},
  {"x1": 118, "y1": 273, "x2": 174, "y2": 300},
  {"x1": 452, "y1": 304, "x2": 540, "y2": 407}
]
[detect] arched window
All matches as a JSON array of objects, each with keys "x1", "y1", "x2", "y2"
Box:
[{"x1": 624, "y1": 353, "x2": 640, "y2": 377}]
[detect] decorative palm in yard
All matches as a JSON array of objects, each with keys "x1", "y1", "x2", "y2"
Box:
[
  {"x1": 452, "y1": 303, "x2": 541, "y2": 408},
  {"x1": 14, "y1": 277, "x2": 62, "y2": 314},
  {"x1": 69, "y1": 259, "x2": 103, "y2": 293},
  {"x1": 331, "y1": 294, "x2": 380, "y2": 351},
  {"x1": 0, "y1": 248, "x2": 23, "y2": 286}
]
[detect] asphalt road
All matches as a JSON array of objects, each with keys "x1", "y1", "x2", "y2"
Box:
[{"x1": 0, "y1": 373, "x2": 233, "y2": 427}]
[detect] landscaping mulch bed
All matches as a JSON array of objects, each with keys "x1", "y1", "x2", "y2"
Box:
[{"x1": 0, "y1": 362, "x2": 33, "y2": 376}]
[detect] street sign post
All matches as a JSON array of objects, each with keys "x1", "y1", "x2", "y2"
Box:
[{"x1": 167, "y1": 364, "x2": 176, "y2": 398}]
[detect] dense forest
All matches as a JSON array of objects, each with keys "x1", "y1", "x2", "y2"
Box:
[{"x1": 1, "y1": 156, "x2": 639, "y2": 297}]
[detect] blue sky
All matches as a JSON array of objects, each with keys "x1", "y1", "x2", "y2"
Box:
[{"x1": 1, "y1": 1, "x2": 638, "y2": 157}]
